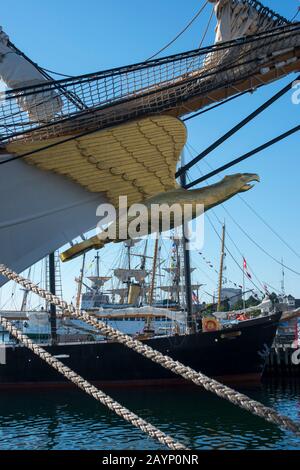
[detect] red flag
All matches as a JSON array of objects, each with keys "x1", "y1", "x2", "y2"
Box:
[{"x1": 243, "y1": 257, "x2": 252, "y2": 279}]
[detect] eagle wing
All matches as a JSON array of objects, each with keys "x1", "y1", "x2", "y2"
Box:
[{"x1": 7, "y1": 116, "x2": 187, "y2": 207}]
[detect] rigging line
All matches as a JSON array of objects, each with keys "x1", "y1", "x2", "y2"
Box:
[
  {"x1": 188, "y1": 141, "x2": 300, "y2": 263},
  {"x1": 187, "y1": 144, "x2": 299, "y2": 290},
  {"x1": 202, "y1": 288, "x2": 256, "y2": 305},
  {"x1": 195, "y1": 262, "x2": 216, "y2": 285},
  {"x1": 207, "y1": 211, "x2": 264, "y2": 294},
  {"x1": 39, "y1": 67, "x2": 75, "y2": 78},
  {"x1": 219, "y1": 224, "x2": 265, "y2": 291},
  {"x1": 183, "y1": 90, "x2": 250, "y2": 122},
  {"x1": 264, "y1": 281, "x2": 281, "y2": 295},
  {"x1": 3, "y1": 23, "x2": 297, "y2": 96},
  {"x1": 0, "y1": 49, "x2": 260, "y2": 144},
  {"x1": 188, "y1": 148, "x2": 274, "y2": 291},
  {"x1": 185, "y1": 168, "x2": 264, "y2": 293},
  {"x1": 181, "y1": 25, "x2": 300, "y2": 123},
  {"x1": 0, "y1": 42, "x2": 259, "y2": 160},
  {"x1": 177, "y1": 75, "x2": 300, "y2": 177},
  {"x1": 246, "y1": 0, "x2": 289, "y2": 24},
  {"x1": 197, "y1": 251, "x2": 244, "y2": 289},
  {"x1": 237, "y1": 195, "x2": 300, "y2": 260},
  {"x1": 198, "y1": 4, "x2": 215, "y2": 48},
  {"x1": 146, "y1": 1, "x2": 209, "y2": 61},
  {"x1": 7, "y1": 40, "x2": 87, "y2": 111},
  {"x1": 2, "y1": 26, "x2": 296, "y2": 143},
  {"x1": 0, "y1": 123, "x2": 112, "y2": 166},
  {"x1": 220, "y1": 229, "x2": 264, "y2": 290},
  {"x1": 291, "y1": 8, "x2": 300, "y2": 22},
  {"x1": 185, "y1": 124, "x2": 300, "y2": 189},
  {"x1": 201, "y1": 208, "x2": 265, "y2": 290},
  {"x1": 220, "y1": 203, "x2": 300, "y2": 277},
  {"x1": 185, "y1": 158, "x2": 265, "y2": 292}
]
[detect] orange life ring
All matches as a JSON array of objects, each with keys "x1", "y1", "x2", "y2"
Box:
[
  {"x1": 202, "y1": 317, "x2": 220, "y2": 332},
  {"x1": 237, "y1": 314, "x2": 247, "y2": 321}
]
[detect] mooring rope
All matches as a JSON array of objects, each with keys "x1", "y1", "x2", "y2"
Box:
[
  {"x1": 0, "y1": 264, "x2": 300, "y2": 437},
  {"x1": 0, "y1": 315, "x2": 186, "y2": 451}
]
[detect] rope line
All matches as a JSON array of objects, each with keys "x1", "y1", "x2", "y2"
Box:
[
  {"x1": 1, "y1": 23, "x2": 298, "y2": 146},
  {"x1": 238, "y1": 195, "x2": 300, "y2": 260},
  {"x1": 220, "y1": 205, "x2": 300, "y2": 277},
  {"x1": 291, "y1": 8, "x2": 300, "y2": 22},
  {"x1": 177, "y1": 76, "x2": 300, "y2": 177},
  {"x1": 185, "y1": 125, "x2": 300, "y2": 189},
  {"x1": 146, "y1": 1, "x2": 209, "y2": 61},
  {"x1": 198, "y1": 4, "x2": 215, "y2": 49},
  {"x1": 186, "y1": 143, "x2": 300, "y2": 281},
  {"x1": 185, "y1": 149, "x2": 266, "y2": 294},
  {"x1": 183, "y1": 90, "x2": 250, "y2": 122},
  {"x1": 0, "y1": 264, "x2": 300, "y2": 437},
  {"x1": 40, "y1": 67, "x2": 75, "y2": 78},
  {"x1": 0, "y1": 316, "x2": 185, "y2": 450}
]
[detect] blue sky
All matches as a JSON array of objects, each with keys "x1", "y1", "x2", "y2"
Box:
[{"x1": 0, "y1": 0, "x2": 299, "y2": 306}]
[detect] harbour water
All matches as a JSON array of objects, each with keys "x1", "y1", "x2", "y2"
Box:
[{"x1": 0, "y1": 381, "x2": 299, "y2": 450}]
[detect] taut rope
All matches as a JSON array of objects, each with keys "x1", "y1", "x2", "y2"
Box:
[
  {"x1": 0, "y1": 264, "x2": 300, "y2": 437},
  {"x1": 0, "y1": 315, "x2": 186, "y2": 450}
]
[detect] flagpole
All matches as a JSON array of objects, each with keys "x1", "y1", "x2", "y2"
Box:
[{"x1": 217, "y1": 223, "x2": 226, "y2": 312}]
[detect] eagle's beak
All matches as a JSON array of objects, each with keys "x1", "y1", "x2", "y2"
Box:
[{"x1": 241, "y1": 174, "x2": 260, "y2": 191}]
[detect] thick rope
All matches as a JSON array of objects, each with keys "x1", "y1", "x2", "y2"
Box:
[
  {"x1": 1, "y1": 264, "x2": 300, "y2": 436},
  {"x1": 0, "y1": 315, "x2": 186, "y2": 451}
]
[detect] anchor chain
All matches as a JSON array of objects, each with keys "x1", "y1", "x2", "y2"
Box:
[{"x1": 1, "y1": 264, "x2": 300, "y2": 437}]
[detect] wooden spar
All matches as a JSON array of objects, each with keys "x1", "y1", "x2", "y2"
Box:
[
  {"x1": 96, "y1": 252, "x2": 100, "y2": 277},
  {"x1": 140, "y1": 240, "x2": 148, "y2": 305},
  {"x1": 20, "y1": 267, "x2": 31, "y2": 312},
  {"x1": 217, "y1": 223, "x2": 226, "y2": 312},
  {"x1": 280, "y1": 309, "x2": 300, "y2": 322},
  {"x1": 149, "y1": 238, "x2": 159, "y2": 306}
]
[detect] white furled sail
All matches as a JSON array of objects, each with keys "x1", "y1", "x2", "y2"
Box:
[
  {"x1": 205, "y1": 0, "x2": 288, "y2": 75},
  {"x1": 0, "y1": 26, "x2": 62, "y2": 121},
  {"x1": 208, "y1": 0, "x2": 280, "y2": 43},
  {"x1": 114, "y1": 268, "x2": 148, "y2": 283}
]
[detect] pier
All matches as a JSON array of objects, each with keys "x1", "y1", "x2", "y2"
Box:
[{"x1": 264, "y1": 346, "x2": 300, "y2": 378}]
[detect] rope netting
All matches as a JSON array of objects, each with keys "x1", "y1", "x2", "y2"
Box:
[
  {"x1": 0, "y1": 24, "x2": 299, "y2": 145},
  {"x1": 244, "y1": 0, "x2": 288, "y2": 24}
]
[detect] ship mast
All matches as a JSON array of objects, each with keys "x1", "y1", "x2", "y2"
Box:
[
  {"x1": 96, "y1": 252, "x2": 100, "y2": 277},
  {"x1": 20, "y1": 267, "x2": 31, "y2": 312},
  {"x1": 217, "y1": 223, "x2": 226, "y2": 312},
  {"x1": 179, "y1": 151, "x2": 193, "y2": 331},
  {"x1": 76, "y1": 254, "x2": 86, "y2": 311},
  {"x1": 149, "y1": 238, "x2": 159, "y2": 306}
]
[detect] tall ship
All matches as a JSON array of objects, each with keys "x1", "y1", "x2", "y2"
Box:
[
  {"x1": 0, "y1": 228, "x2": 296, "y2": 388},
  {"x1": 0, "y1": 0, "x2": 300, "y2": 388},
  {"x1": 0, "y1": 0, "x2": 299, "y2": 279}
]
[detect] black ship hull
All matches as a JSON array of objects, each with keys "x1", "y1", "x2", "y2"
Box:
[{"x1": 0, "y1": 313, "x2": 281, "y2": 388}]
